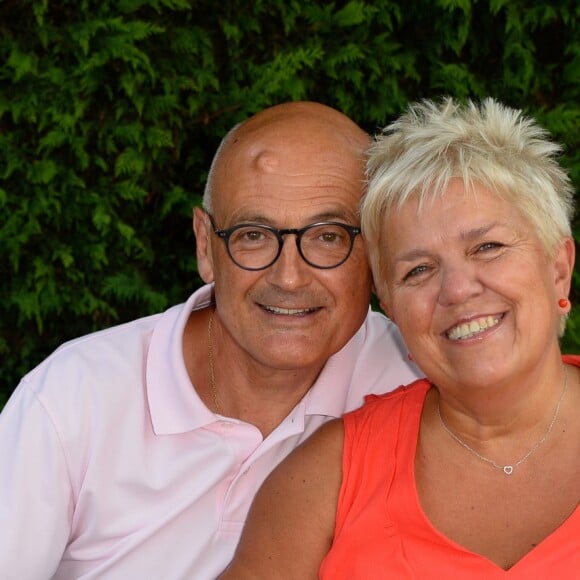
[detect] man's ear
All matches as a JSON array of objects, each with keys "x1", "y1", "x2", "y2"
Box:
[
  {"x1": 554, "y1": 236, "x2": 575, "y2": 302},
  {"x1": 193, "y1": 207, "x2": 215, "y2": 283}
]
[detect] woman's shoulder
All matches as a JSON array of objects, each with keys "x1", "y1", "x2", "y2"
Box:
[
  {"x1": 348, "y1": 378, "x2": 431, "y2": 419},
  {"x1": 340, "y1": 378, "x2": 430, "y2": 450}
]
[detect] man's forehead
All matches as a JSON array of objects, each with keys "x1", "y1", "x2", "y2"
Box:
[
  {"x1": 208, "y1": 104, "x2": 368, "y2": 220},
  {"x1": 219, "y1": 125, "x2": 366, "y2": 180},
  {"x1": 252, "y1": 149, "x2": 281, "y2": 174}
]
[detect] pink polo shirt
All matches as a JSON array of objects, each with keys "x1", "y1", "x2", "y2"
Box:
[{"x1": 0, "y1": 284, "x2": 422, "y2": 579}]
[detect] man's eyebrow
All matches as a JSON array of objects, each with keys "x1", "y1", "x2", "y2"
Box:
[
  {"x1": 227, "y1": 214, "x2": 270, "y2": 224},
  {"x1": 308, "y1": 210, "x2": 355, "y2": 222},
  {"x1": 231, "y1": 209, "x2": 355, "y2": 225}
]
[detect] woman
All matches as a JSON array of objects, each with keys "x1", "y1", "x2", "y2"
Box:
[{"x1": 219, "y1": 98, "x2": 580, "y2": 578}]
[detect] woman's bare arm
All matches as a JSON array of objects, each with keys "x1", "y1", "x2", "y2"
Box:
[{"x1": 219, "y1": 418, "x2": 345, "y2": 579}]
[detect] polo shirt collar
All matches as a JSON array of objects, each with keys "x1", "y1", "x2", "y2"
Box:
[
  {"x1": 147, "y1": 283, "x2": 367, "y2": 434},
  {"x1": 300, "y1": 320, "x2": 366, "y2": 418},
  {"x1": 147, "y1": 285, "x2": 218, "y2": 435}
]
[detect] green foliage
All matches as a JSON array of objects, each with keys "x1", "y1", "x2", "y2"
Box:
[{"x1": 1, "y1": 0, "x2": 579, "y2": 407}]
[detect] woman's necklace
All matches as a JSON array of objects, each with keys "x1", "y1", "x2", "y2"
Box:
[{"x1": 437, "y1": 369, "x2": 568, "y2": 476}]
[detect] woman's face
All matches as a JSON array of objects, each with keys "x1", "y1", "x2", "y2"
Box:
[{"x1": 378, "y1": 180, "x2": 574, "y2": 392}]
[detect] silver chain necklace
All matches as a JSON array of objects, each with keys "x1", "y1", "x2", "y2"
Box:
[{"x1": 437, "y1": 369, "x2": 567, "y2": 476}]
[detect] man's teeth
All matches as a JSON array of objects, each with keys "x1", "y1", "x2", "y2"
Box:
[
  {"x1": 264, "y1": 306, "x2": 314, "y2": 315},
  {"x1": 447, "y1": 316, "x2": 500, "y2": 341}
]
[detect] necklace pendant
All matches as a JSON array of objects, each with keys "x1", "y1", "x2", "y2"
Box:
[{"x1": 436, "y1": 368, "x2": 567, "y2": 478}]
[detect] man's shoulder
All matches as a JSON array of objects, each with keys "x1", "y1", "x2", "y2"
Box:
[
  {"x1": 26, "y1": 285, "x2": 212, "y2": 383},
  {"x1": 362, "y1": 308, "x2": 401, "y2": 337},
  {"x1": 19, "y1": 302, "x2": 186, "y2": 401},
  {"x1": 34, "y1": 310, "x2": 164, "y2": 372},
  {"x1": 319, "y1": 309, "x2": 423, "y2": 415},
  {"x1": 350, "y1": 309, "x2": 421, "y2": 378}
]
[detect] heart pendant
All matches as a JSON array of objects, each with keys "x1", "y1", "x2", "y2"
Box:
[{"x1": 503, "y1": 465, "x2": 514, "y2": 475}]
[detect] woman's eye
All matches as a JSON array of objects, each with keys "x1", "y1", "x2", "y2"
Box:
[
  {"x1": 403, "y1": 264, "x2": 428, "y2": 281},
  {"x1": 476, "y1": 241, "x2": 503, "y2": 253}
]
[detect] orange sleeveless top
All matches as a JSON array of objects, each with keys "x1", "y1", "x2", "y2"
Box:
[{"x1": 319, "y1": 356, "x2": 580, "y2": 579}]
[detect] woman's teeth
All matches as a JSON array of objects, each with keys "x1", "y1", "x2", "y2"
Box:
[{"x1": 447, "y1": 315, "x2": 500, "y2": 341}]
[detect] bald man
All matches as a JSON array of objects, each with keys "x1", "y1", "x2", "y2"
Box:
[{"x1": 0, "y1": 102, "x2": 422, "y2": 579}]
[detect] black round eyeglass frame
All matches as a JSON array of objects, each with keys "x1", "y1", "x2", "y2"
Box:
[{"x1": 206, "y1": 212, "x2": 361, "y2": 271}]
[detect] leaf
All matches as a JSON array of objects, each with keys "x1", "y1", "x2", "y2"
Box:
[{"x1": 334, "y1": 1, "x2": 366, "y2": 27}]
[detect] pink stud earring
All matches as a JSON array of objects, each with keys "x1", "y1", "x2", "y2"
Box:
[{"x1": 559, "y1": 298, "x2": 570, "y2": 309}]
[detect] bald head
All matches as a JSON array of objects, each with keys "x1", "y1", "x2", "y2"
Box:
[
  {"x1": 203, "y1": 102, "x2": 369, "y2": 212},
  {"x1": 193, "y1": 102, "x2": 374, "y2": 381}
]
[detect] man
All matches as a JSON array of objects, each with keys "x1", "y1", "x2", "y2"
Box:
[{"x1": 0, "y1": 102, "x2": 422, "y2": 579}]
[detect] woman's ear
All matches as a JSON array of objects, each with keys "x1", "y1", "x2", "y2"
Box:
[
  {"x1": 554, "y1": 236, "x2": 575, "y2": 299},
  {"x1": 193, "y1": 207, "x2": 215, "y2": 283},
  {"x1": 378, "y1": 296, "x2": 394, "y2": 323}
]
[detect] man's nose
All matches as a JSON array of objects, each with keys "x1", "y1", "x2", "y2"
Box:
[{"x1": 264, "y1": 235, "x2": 312, "y2": 289}]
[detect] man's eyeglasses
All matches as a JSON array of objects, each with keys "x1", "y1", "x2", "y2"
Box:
[{"x1": 206, "y1": 213, "x2": 361, "y2": 271}]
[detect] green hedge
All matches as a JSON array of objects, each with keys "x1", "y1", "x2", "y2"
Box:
[{"x1": 1, "y1": 0, "x2": 579, "y2": 408}]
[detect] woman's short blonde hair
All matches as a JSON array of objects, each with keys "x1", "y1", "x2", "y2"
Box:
[{"x1": 361, "y1": 97, "x2": 575, "y2": 335}]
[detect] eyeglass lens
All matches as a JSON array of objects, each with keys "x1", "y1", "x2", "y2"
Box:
[{"x1": 227, "y1": 224, "x2": 355, "y2": 269}]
